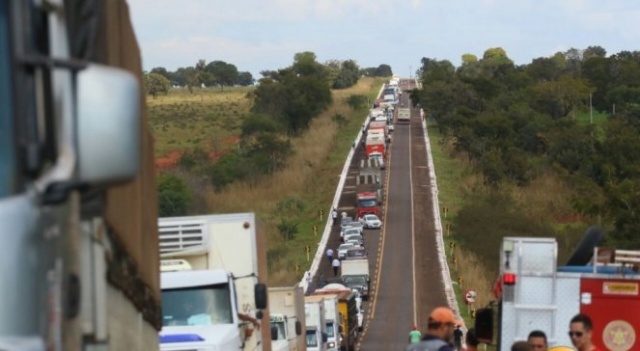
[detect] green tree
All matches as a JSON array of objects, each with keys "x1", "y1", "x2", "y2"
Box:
[
  {"x1": 205, "y1": 60, "x2": 239, "y2": 90},
  {"x1": 157, "y1": 173, "x2": 192, "y2": 216},
  {"x1": 150, "y1": 67, "x2": 172, "y2": 82},
  {"x1": 143, "y1": 72, "x2": 170, "y2": 99},
  {"x1": 191, "y1": 59, "x2": 211, "y2": 98},
  {"x1": 237, "y1": 71, "x2": 254, "y2": 86},
  {"x1": 332, "y1": 60, "x2": 360, "y2": 89}
]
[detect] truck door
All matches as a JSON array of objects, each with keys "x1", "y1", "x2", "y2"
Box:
[{"x1": 580, "y1": 277, "x2": 640, "y2": 351}]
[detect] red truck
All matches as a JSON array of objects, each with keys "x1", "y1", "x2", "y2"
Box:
[{"x1": 355, "y1": 173, "x2": 382, "y2": 218}]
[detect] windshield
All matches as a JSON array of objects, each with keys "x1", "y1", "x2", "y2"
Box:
[
  {"x1": 271, "y1": 320, "x2": 286, "y2": 340},
  {"x1": 339, "y1": 244, "x2": 353, "y2": 251},
  {"x1": 326, "y1": 322, "x2": 335, "y2": 338},
  {"x1": 347, "y1": 250, "x2": 366, "y2": 258},
  {"x1": 161, "y1": 283, "x2": 233, "y2": 326},
  {"x1": 306, "y1": 330, "x2": 318, "y2": 347},
  {"x1": 344, "y1": 276, "x2": 367, "y2": 284},
  {"x1": 364, "y1": 215, "x2": 378, "y2": 221},
  {"x1": 0, "y1": 2, "x2": 17, "y2": 198},
  {"x1": 357, "y1": 199, "x2": 377, "y2": 207}
]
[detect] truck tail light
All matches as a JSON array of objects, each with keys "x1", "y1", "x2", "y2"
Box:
[{"x1": 503, "y1": 273, "x2": 516, "y2": 286}]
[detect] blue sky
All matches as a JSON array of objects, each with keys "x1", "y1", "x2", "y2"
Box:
[{"x1": 128, "y1": 0, "x2": 639, "y2": 79}]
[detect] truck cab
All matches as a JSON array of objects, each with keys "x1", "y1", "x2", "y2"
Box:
[
  {"x1": 158, "y1": 213, "x2": 269, "y2": 351},
  {"x1": 160, "y1": 269, "x2": 245, "y2": 350},
  {"x1": 304, "y1": 299, "x2": 328, "y2": 351}
]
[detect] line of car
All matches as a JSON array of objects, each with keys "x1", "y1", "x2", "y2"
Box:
[{"x1": 336, "y1": 214, "x2": 383, "y2": 260}]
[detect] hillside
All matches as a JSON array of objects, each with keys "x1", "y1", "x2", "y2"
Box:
[{"x1": 148, "y1": 77, "x2": 386, "y2": 284}]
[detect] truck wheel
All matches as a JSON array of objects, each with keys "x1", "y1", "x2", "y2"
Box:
[{"x1": 565, "y1": 226, "x2": 605, "y2": 266}]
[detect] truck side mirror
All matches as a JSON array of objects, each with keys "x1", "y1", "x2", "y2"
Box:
[
  {"x1": 254, "y1": 283, "x2": 268, "y2": 310},
  {"x1": 76, "y1": 64, "x2": 141, "y2": 185},
  {"x1": 295, "y1": 321, "x2": 302, "y2": 336},
  {"x1": 322, "y1": 332, "x2": 328, "y2": 343},
  {"x1": 338, "y1": 325, "x2": 343, "y2": 333},
  {"x1": 271, "y1": 326, "x2": 278, "y2": 341},
  {"x1": 474, "y1": 308, "x2": 494, "y2": 344}
]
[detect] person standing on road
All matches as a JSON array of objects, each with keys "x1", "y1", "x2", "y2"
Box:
[
  {"x1": 306, "y1": 271, "x2": 313, "y2": 291},
  {"x1": 405, "y1": 306, "x2": 459, "y2": 351},
  {"x1": 409, "y1": 326, "x2": 422, "y2": 344},
  {"x1": 569, "y1": 313, "x2": 601, "y2": 351},
  {"x1": 332, "y1": 207, "x2": 338, "y2": 225},
  {"x1": 332, "y1": 258, "x2": 341, "y2": 277},
  {"x1": 326, "y1": 248, "x2": 334, "y2": 264},
  {"x1": 453, "y1": 325, "x2": 463, "y2": 350}
]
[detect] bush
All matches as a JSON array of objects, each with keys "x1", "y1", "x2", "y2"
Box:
[
  {"x1": 346, "y1": 94, "x2": 368, "y2": 110},
  {"x1": 158, "y1": 173, "x2": 192, "y2": 217}
]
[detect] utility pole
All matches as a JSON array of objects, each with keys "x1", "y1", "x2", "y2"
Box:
[
  {"x1": 409, "y1": 65, "x2": 412, "y2": 80},
  {"x1": 590, "y1": 93, "x2": 593, "y2": 124}
]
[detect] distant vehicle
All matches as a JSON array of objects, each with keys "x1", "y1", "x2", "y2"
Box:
[
  {"x1": 340, "y1": 216, "x2": 354, "y2": 226},
  {"x1": 388, "y1": 124, "x2": 395, "y2": 133},
  {"x1": 341, "y1": 220, "x2": 364, "y2": 234},
  {"x1": 337, "y1": 243, "x2": 355, "y2": 260},
  {"x1": 344, "y1": 234, "x2": 364, "y2": 246},
  {"x1": 369, "y1": 153, "x2": 386, "y2": 170},
  {"x1": 361, "y1": 214, "x2": 382, "y2": 229},
  {"x1": 345, "y1": 247, "x2": 368, "y2": 260},
  {"x1": 341, "y1": 227, "x2": 362, "y2": 241},
  {"x1": 345, "y1": 239, "x2": 362, "y2": 248},
  {"x1": 342, "y1": 275, "x2": 370, "y2": 302}
]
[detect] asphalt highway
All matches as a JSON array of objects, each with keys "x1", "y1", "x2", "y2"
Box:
[{"x1": 310, "y1": 79, "x2": 449, "y2": 350}]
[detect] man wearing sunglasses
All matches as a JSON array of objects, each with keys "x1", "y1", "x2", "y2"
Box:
[{"x1": 568, "y1": 314, "x2": 601, "y2": 351}]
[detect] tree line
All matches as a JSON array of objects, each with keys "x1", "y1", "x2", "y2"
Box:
[
  {"x1": 411, "y1": 46, "x2": 640, "y2": 248},
  {"x1": 144, "y1": 57, "x2": 392, "y2": 98},
  {"x1": 158, "y1": 52, "x2": 386, "y2": 215}
]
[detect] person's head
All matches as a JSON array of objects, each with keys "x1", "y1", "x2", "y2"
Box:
[
  {"x1": 427, "y1": 307, "x2": 461, "y2": 341},
  {"x1": 466, "y1": 328, "x2": 479, "y2": 348},
  {"x1": 527, "y1": 330, "x2": 548, "y2": 351},
  {"x1": 511, "y1": 340, "x2": 532, "y2": 351},
  {"x1": 569, "y1": 314, "x2": 594, "y2": 350},
  {"x1": 412, "y1": 325, "x2": 418, "y2": 331}
]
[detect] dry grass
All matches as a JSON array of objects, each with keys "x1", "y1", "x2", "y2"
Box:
[
  {"x1": 450, "y1": 247, "x2": 494, "y2": 309},
  {"x1": 507, "y1": 172, "x2": 576, "y2": 223},
  {"x1": 147, "y1": 87, "x2": 252, "y2": 156}
]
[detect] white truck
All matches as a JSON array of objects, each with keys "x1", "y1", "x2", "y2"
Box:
[
  {"x1": 397, "y1": 107, "x2": 411, "y2": 123},
  {"x1": 158, "y1": 213, "x2": 270, "y2": 351},
  {"x1": 304, "y1": 298, "x2": 328, "y2": 351},
  {"x1": 341, "y1": 259, "x2": 371, "y2": 301},
  {"x1": 306, "y1": 295, "x2": 340, "y2": 351},
  {"x1": 269, "y1": 286, "x2": 306, "y2": 351},
  {"x1": 476, "y1": 232, "x2": 640, "y2": 351}
]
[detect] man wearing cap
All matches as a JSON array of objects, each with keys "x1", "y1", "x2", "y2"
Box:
[{"x1": 405, "y1": 307, "x2": 459, "y2": 351}]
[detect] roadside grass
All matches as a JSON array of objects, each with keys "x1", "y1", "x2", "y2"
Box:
[
  {"x1": 204, "y1": 77, "x2": 386, "y2": 285},
  {"x1": 427, "y1": 118, "x2": 588, "y2": 337},
  {"x1": 147, "y1": 87, "x2": 252, "y2": 157}
]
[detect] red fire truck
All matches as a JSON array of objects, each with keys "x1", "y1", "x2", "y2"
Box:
[{"x1": 476, "y1": 229, "x2": 640, "y2": 351}]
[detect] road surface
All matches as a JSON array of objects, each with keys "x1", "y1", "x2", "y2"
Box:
[{"x1": 310, "y1": 79, "x2": 449, "y2": 350}]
